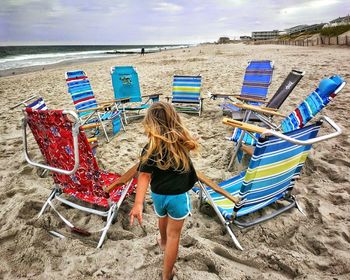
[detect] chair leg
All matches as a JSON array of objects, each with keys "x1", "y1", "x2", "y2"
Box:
[
  {"x1": 294, "y1": 196, "x2": 306, "y2": 216},
  {"x1": 97, "y1": 204, "x2": 117, "y2": 249},
  {"x1": 228, "y1": 110, "x2": 252, "y2": 170},
  {"x1": 97, "y1": 113, "x2": 110, "y2": 142},
  {"x1": 38, "y1": 187, "x2": 58, "y2": 218}
]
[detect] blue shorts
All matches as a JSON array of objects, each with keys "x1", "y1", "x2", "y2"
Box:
[{"x1": 151, "y1": 191, "x2": 192, "y2": 220}]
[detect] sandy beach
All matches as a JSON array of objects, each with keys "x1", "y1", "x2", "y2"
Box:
[{"x1": 0, "y1": 43, "x2": 349, "y2": 279}]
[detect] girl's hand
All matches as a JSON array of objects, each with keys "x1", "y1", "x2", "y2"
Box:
[{"x1": 129, "y1": 203, "x2": 143, "y2": 226}]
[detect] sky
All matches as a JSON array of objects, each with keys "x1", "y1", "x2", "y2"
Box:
[{"x1": 0, "y1": 0, "x2": 349, "y2": 45}]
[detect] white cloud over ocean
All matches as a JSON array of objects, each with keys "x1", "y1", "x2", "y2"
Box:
[{"x1": 0, "y1": 0, "x2": 348, "y2": 45}]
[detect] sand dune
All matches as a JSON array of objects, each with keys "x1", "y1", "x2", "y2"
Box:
[{"x1": 0, "y1": 43, "x2": 349, "y2": 279}]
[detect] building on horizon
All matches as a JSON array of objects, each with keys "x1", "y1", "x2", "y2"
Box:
[
  {"x1": 251, "y1": 30, "x2": 279, "y2": 40},
  {"x1": 285, "y1": 23, "x2": 325, "y2": 35},
  {"x1": 324, "y1": 15, "x2": 350, "y2": 27}
]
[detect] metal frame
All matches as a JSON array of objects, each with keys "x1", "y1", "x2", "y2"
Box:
[{"x1": 10, "y1": 95, "x2": 38, "y2": 110}]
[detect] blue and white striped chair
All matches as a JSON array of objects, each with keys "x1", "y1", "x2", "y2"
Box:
[
  {"x1": 227, "y1": 75, "x2": 346, "y2": 169},
  {"x1": 167, "y1": 75, "x2": 203, "y2": 116},
  {"x1": 195, "y1": 116, "x2": 342, "y2": 250},
  {"x1": 66, "y1": 70, "x2": 125, "y2": 142},
  {"x1": 210, "y1": 60, "x2": 274, "y2": 119}
]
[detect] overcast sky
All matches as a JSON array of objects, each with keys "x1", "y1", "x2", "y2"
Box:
[{"x1": 1, "y1": 0, "x2": 349, "y2": 45}]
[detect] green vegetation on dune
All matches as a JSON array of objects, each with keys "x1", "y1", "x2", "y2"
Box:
[{"x1": 320, "y1": 25, "x2": 350, "y2": 37}]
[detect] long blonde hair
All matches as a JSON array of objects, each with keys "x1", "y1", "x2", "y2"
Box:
[{"x1": 141, "y1": 101, "x2": 199, "y2": 172}]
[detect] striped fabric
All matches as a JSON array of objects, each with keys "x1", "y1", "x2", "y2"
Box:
[
  {"x1": 172, "y1": 75, "x2": 202, "y2": 104},
  {"x1": 241, "y1": 60, "x2": 273, "y2": 102},
  {"x1": 195, "y1": 123, "x2": 321, "y2": 220},
  {"x1": 27, "y1": 97, "x2": 48, "y2": 110},
  {"x1": 230, "y1": 75, "x2": 344, "y2": 145},
  {"x1": 66, "y1": 70, "x2": 98, "y2": 118},
  {"x1": 280, "y1": 75, "x2": 343, "y2": 132}
]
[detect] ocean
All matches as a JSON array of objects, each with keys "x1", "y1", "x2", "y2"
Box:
[{"x1": 0, "y1": 44, "x2": 189, "y2": 71}]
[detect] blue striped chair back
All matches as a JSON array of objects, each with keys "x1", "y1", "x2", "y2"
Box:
[
  {"x1": 65, "y1": 70, "x2": 98, "y2": 118},
  {"x1": 111, "y1": 66, "x2": 142, "y2": 103},
  {"x1": 241, "y1": 60, "x2": 274, "y2": 102},
  {"x1": 172, "y1": 75, "x2": 202, "y2": 104},
  {"x1": 27, "y1": 97, "x2": 48, "y2": 110}
]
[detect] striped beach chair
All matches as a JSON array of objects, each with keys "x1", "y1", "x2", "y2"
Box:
[
  {"x1": 195, "y1": 116, "x2": 342, "y2": 250},
  {"x1": 227, "y1": 75, "x2": 346, "y2": 169},
  {"x1": 66, "y1": 70, "x2": 125, "y2": 142},
  {"x1": 167, "y1": 75, "x2": 203, "y2": 116},
  {"x1": 210, "y1": 60, "x2": 274, "y2": 119},
  {"x1": 22, "y1": 108, "x2": 137, "y2": 248},
  {"x1": 110, "y1": 66, "x2": 161, "y2": 123}
]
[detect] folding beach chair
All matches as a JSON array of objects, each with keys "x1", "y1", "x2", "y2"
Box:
[
  {"x1": 11, "y1": 95, "x2": 99, "y2": 151},
  {"x1": 66, "y1": 70, "x2": 126, "y2": 142},
  {"x1": 210, "y1": 60, "x2": 274, "y2": 119},
  {"x1": 110, "y1": 66, "x2": 161, "y2": 123},
  {"x1": 166, "y1": 75, "x2": 204, "y2": 116},
  {"x1": 22, "y1": 108, "x2": 137, "y2": 248},
  {"x1": 195, "y1": 116, "x2": 342, "y2": 250},
  {"x1": 227, "y1": 75, "x2": 346, "y2": 169}
]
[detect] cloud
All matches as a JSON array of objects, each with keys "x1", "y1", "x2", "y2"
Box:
[{"x1": 152, "y1": 2, "x2": 183, "y2": 13}]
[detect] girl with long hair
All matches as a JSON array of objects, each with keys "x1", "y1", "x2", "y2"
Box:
[{"x1": 129, "y1": 101, "x2": 199, "y2": 280}]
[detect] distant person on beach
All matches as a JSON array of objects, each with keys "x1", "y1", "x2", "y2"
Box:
[
  {"x1": 141, "y1": 47, "x2": 145, "y2": 56},
  {"x1": 129, "y1": 102, "x2": 198, "y2": 280}
]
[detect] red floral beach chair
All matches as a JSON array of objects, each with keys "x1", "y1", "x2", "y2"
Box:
[{"x1": 23, "y1": 108, "x2": 137, "y2": 248}]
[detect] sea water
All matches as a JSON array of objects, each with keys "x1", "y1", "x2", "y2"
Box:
[{"x1": 0, "y1": 45, "x2": 188, "y2": 71}]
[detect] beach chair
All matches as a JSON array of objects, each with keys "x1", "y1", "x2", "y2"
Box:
[
  {"x1": 166, "y1": 75, "x2": 203, "y2": 116},
  {"x1": 66, "y1": 70, "x2": 126, "y2": 142},
  {"x1": 22, "y1": 108, "x2": 137, "y2": 248},
  {"x1": 110, "y1": 66, "x2": 161, "y2": 123},
  {"x1": 210, "y1": 60, "x2": 274, "y2": 119},
  {"x1": 227, "y1": 75, "x2": 346, "y2": 169},
  {"x1": 195, "y1": 116, "x2": 342, "y2": 250}
]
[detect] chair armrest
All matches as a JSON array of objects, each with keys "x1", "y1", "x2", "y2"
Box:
[
  {"x1": 99, "y1": 98, "x2": 131, "y2": 105},
  {"x1": 230, "y1": 102, "x2": 285, "y2": 117},
  {"x1": 236, "y1": 96, "x2": 268, "y2": 103},
  {"x1": 81, "y1": 123, "x2": 100, "y2": 130},
  {"x1": 223, "y1": 118, "x2": 267, "y2": 134},
  {"x1": 105, "y1": 163, "x2": 139, "y2": 193},
  {"x1": 142, "y1": 93, "x2": 162, "y2": 98},
  {"x1": 196, "y1": 171, "x2": 240, "y2": 204}
]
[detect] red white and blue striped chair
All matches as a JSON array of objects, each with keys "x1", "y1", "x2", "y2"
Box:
[
  {"x1": 66, "y1": 70, "x2": 126, "y2": 142},
  {"x1": 227, "y1": 75, "x2": 346, "y2": 169}
]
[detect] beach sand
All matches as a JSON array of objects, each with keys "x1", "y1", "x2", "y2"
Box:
[{"x1": 0, "y1": 43, "x2": 349, "y2": 279}]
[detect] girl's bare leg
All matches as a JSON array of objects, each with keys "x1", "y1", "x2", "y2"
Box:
[
  {"x1": 162, "y1": 218, "x2": 184, "y2": 280},
  {"x1": 158, "y1": 216, "x2": 168, "y2": 250}
]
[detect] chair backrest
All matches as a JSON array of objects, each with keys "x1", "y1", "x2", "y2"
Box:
[
  {"x1": 234, "y1": 123, "x2": 321, "y2": 214},
  {"x1": 65, "y1": 70, "x2": 99, "y2": 118},
  {"x1": 110, "y1": 66, "x2": 142, "y2": 102},
  {"x1": 241, "y1": 60, "x2": 274, "y2": 101},
  {"x1": 266, "y1": 69, "x2": 304, "y2": 109},
  {"x1": 281, "y1": 75, "x2": 345, "y2": 133},
  {"x1": 172, "y1": 75, "x2": 202, "y2": 103},
  {"x1": 26, "y1": 97, "x2": 48, "y2": 110},
  {"x1": 24, "y1": 108, "x2": 109, "y2": 204}
]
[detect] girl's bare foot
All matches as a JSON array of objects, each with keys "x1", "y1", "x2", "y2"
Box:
[{"x1": 157, "y1": 236, "x2": 166, "y2": 251}]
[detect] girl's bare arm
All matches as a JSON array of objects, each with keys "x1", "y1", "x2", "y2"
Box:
[{"x1": 129, "y1": 172, "x2": 151, "y2": 226}]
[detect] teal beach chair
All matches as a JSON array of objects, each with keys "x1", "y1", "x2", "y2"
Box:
[
  {"x1": 66, "y1": 70, "x2": 126, "y2": 142},
  {"x1": 195, "y1": 116, "x2": 342, "y2": 250},
  {"x1": 110, "y1": 66, "x2": 161, "y2": 123},
  {"x1": 227, "y1": 75, "x2": 346, "y2": 169},
  {"x1": 167, "y1": 75, "x2": 204, "y2": 116}
]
